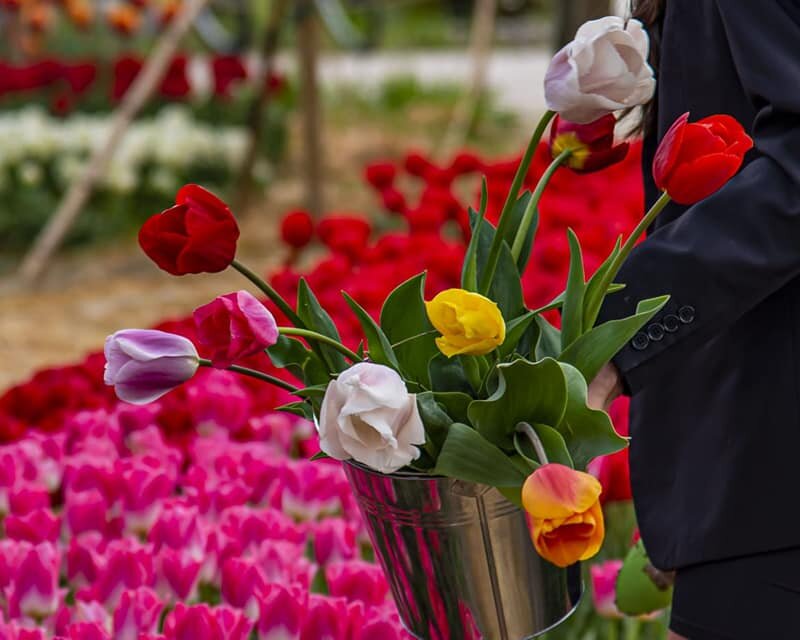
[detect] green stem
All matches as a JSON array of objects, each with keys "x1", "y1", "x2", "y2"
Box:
[
  {"x1": 199, "y1": 359, "x2": 299, "y2": 393},
  {"x1": 279, "y1": 327, "x2": 362, "y2": 363},
  {"x1": 391, "y1": 329, "x2": 438, "y2": 349},
  {"x1": 479, "y1": 109, "x2": 556, "y2": 294},
  {"x1": 624, "y1": 617, "x2": 643, "y2": 640},
  {"x1": 516, "y1": 421, "x2": 549, "y2": 465},
  {"x1": 510, "y1": 148, "x2": 571, "y2": 262},
  {"x1": 231, "y1": 259, "x2": 305, "y2": 328},
  {"x1": 583, "y1": 191, "x2": 672, "y2": 328},
  {"x1": 607, "y1": 619, "x2": 620, "y2": 640},
  {"x1": 461, "y1": 356, "x2": 483, "y2": 393}
]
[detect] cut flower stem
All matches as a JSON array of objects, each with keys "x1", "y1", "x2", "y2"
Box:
[
  {"x1": 199, "y1": 358, "x2": 299, "y2": 393},
  {"x1": 231, "y1": 259, "x2": 305, "y2": 328},
  {"x1": 278, "y1": 327, "x2": 363, "y2": 363},
  {"x1": 516, "y1": 421, "x2": 549, "y2": 465}
]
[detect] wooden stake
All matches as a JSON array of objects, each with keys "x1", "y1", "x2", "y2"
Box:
[
  {"x1": 233, "y1": 0, "x2": 291, "y2": 213},
  {"x1": 17, "y1": 0, "x2": 212, "y2": 285},
  {"x1": 296, "y1": 0, "x2": 324, "y2": 217},
  {"x1": 438, "y1": 0, "x2": 497, "y2": 158}
]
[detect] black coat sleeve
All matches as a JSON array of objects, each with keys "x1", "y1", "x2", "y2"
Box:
[{"x1": 597, "y1": 0, "x2": 800, "y2": 394}]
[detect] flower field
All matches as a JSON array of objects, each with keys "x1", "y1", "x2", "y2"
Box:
[{"x1": 0, "y1": 142, "x2": 664, "y2": 638}]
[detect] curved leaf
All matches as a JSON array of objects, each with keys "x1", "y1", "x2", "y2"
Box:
[
  {"x1": 468, "y1": 357, "x2": 568, "y2": 449},
  {"x1": 616, "y1": 541, "x2": 674, "y2": 616},
  {"x1": 557, "y1": 362, "x2": 627, "y2": 469},
  {"x1": 560, "y1": 228, "x2": 586, "y2": 351},
  {"x1": 296, "y1": 279, "x2": 347, "y2": 373},
  {"x1": 342, "y1": 291, "x2": 399, "y2": 369}
]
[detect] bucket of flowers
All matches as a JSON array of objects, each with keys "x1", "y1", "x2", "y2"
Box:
[{"x1": 105, "y1": 15, "x2": 752, "y2": 640}]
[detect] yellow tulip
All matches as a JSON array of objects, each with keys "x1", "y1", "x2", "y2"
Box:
[
  {"x1": 522, "y1": 463, "x2": 605, "y2": 568},
  {"x1": 424, "y1": 289, "x2": 506, "y2": 357}
]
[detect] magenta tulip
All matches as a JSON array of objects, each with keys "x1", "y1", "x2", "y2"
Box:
[
  {"x1": 193, "y1": 290, "x2": 279, "y2": 368},
  {"x1": 104, "y1": 330, "x2": 199, "y2": 404}
]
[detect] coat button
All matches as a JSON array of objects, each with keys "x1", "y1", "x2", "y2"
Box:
[
  {"x1": 647, "y1": 323, "x2": 665, "y2": 341},
  {"x1": 663, "y1": 314, "x2": 680, "y2": 333},
  {"x1": 631, "y1": 332, "x2": 650, "y2": 351},
  {"x1": 678, "y1": 305, "x2": 696, "y2": 324}
]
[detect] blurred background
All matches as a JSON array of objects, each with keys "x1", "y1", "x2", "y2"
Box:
[{"x1": 0, "y1": 0, "x2": 629, "y2": 389}]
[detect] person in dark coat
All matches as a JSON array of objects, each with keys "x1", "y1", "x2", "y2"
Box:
[{"x1": 587, "y1": 1, "x2": 800, "y2": 637}]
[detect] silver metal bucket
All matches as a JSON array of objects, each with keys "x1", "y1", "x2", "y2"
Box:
[{"x1": 343, "y1": 461, "x2": 582, "y2": 640}]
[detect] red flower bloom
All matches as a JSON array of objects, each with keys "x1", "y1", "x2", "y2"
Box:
[
  {"x1": 212, "y1": 55, "x2": 248, "y2": 98},
  {"x1": 160, "y1": 55, "x2": 191, "y2": 100},
  {"x1": 317, "y1": 215, "x2": 371, "y2": 260},
  {"x1": 588, "y1": 449, "x2": 632, "y2": 504},
  {"x1": 280, "y1": 210, "x2": 314, "y2": 249},
  {"x1": 138, "y1": 184, "x2": 240, "y2": 276},
  {"x1": 379, "y1": 187, "x2": 407, "y2": 215},
  {"x1": 62, "y1": 62, "x2": 97, "y2": 94},
  {"x1": 653, "y1": 112, "x2": 753, "y2": 204},
  {"x1": 112, "y1": 55, "x2": 142, "y2": 101},
  {"x1": 364, "y1": 162, "x2": 396, "y2": 189},
  {"x1": 549, "y1": 114, "x2": 629, "y2": 173}
]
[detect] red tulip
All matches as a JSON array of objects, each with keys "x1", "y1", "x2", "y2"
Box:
[
  {"x1": 212, "y1": 55, "x2": 248, "y2": 98},
  {"x1": 280, "y1": 210, "x2": 314, "y2": 249},
  {"x1": 138, "y1": 184, "x2": 240, "y2": 276},
  {"x1": 364, "y1": 162, "x2": 396, "y2": 189},
  {"x1": 653, "y1": 112, "x2": 753, "y2": 204},
  {"x1": 549, "y1": 114, "x2": 629, "y2": 173},
  {"x1": 159, "y1": 55, "x2": 191, "y2": 100}
]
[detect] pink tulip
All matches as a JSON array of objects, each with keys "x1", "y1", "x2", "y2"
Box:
[
  {"x1": 187, "y1": 371, "x2": 253, "y2": 436},
  {"x1": 257, "y1": 583, "x2": 307, "y2": 640},
  {"x1": 221, "y1": 558, "x2": 268, "y2": 619},
  {"x1": 326, "y1": 561, "x2": 389, "y2": 607},
  {"x1": 64, "y1": 489, "x2": 109, "y2": 536},
  {"x1": 5, "y1": 508, "x2": 61, "y2": 544},
  {"x1": 163, "y1": 604, "x2": 222, "y2": 640},
  {"x1": 8, "y1": 484, "x2": 50, "y2": 516},
  {"x1": 157, "y1": 548, "x2": 203, "y2": 602},
  {"x1": 66, "y1": 533, "x2": 106, "y2": 589},
  {"x1": 65, "y1": 622, "x2": 110, "y2": 640},
  {"x1": 193, "y1": 290, "x2": 279, "y2": 368},
  {"x1": 7, "y1": 542, "x2": 62, "y2": 621},
  {"x1": 590, "y1": 560, "x2": 624, "y2": 619},
  {"x1": 215, "y1": 606, "x2": 253, "y2": 640},
  {"x1": 256, "y1": 540, "x2": 316, "y2": 588},
  {"x1": 119, "y1": 456, "x2": 174, "y2": 534},
  {"x1": 104, "y1": 329, "x2": 200, "y2": 404},
  {"x1": 274, "y1": 461, "x2": 345, "y2": 521},
  {"x1": 149, "y1": 502, "x2": 207, "y2": 564},
  {"x1": 301, "y1": 596, "x2": 352, "y2": 640},
  {"x1": 72, "y1": 599, "x2": 111, "y2": 631},
  {"x1": 313, "y1": 519, "x2": 358, "y2": 565},
  {"x1": 113, "y1": 588, "x2": 164, "y2": 640},
  {"x1": 91, "y1": 541, "x2": 155, "y2": 609}
]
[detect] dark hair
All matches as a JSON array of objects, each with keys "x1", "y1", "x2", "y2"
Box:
[{"x1": 629, "y1": 0, "x2": 666, "y2": 134}]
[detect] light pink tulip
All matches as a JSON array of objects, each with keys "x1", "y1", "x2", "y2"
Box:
[{"x1": 91, "y1": 541, "x2": 155, "y2": 609}]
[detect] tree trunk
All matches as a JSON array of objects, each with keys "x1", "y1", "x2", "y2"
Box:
[{"x1": 552, "y1": 0, "x2": 611, "y2": 50}]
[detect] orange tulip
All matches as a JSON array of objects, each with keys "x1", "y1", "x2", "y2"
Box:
[
  {"x1": 106, "y1": 3, "x2": 141, "y2": 36},
  {"x1": 522, "y1": 463, "x2": 605, "y2": 568}
]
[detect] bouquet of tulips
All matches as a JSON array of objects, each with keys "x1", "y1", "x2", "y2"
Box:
[{"x1": 105, "y1": 16, "x2": 752, "y2": 570}]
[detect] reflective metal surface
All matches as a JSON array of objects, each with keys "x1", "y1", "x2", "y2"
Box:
[{"x1": 343, "y1": 461, "x2": 582, "y2": 640}]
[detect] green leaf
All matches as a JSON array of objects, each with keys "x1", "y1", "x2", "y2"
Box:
[
  {"x1": 533, "y1": 315, "x2": 561, "y2": 360},
  {"x1": 560, "y1": 295, "x2": 670, "y2": 382},
  {"x1": 432, "y1": 391, "x2": 473, "y2": 424},
  {"x1": 310, "y1": 450, "x2": 331, "y2": 461},
  {"x1": 416, "y1": 391, "x2": 453, "y2": 454},
  {"x1": 469, "y1": 210, "x2": 526, "y2": 319},
  {"x1": 380, "y1": 273, "x2": 436, "y2": 386},
  {"x1": 616, "y1": 541, "x2": 674, "y2": 616},
  {"x1": 434, "y1": 423, "x2": 527, "y2": 489},
  {"x1": 560, "y1": 229, "x2": 586, "y2": 351},
  {"x1": 498, "y1": 311, "x2": 536, "y2": 360},
  {"x1": 468, "y1": 358, "x2": 568, "y2": 449},
  {"x1": 513, "y1": 423, "x2": 573, "y2": 468},
  {"x1": 296, "y1": 279, "x2": 348, "y2": 373},
  {"x1": 267, "y1": 335, "x2": 328, "y2": 386},
  {"x1": 557, "y1": 362, "x2": 628, "y2": 469},
  {"x1": 461, "y1": 205, "x2": 484, "y2": 292},
  {"x1": 342, "y1": 291, "x2": 400, "y2": 369},
  {"x1": 275, "y1": 401, "x2": 315, "y2": 420},
  {"x1": 531, "y1": 283, "x2": 626, "y2": 316},
  {"x1": 428, "y1": 353, "x2": 473, "y2": 394},
  {"x1": 583, "y1": 236, "x2": 622, "y2": 332},
  {"x1": 293, "y1": 385, "x2": 327, "y2": 401}
]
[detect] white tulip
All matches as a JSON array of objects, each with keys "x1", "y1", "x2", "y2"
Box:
[
  {"x1": 318, "y1": 362, "x2": 426, "y2": 474},
  {"x1": 545, "y1": 16, "x2": 656, "y2": 124}
]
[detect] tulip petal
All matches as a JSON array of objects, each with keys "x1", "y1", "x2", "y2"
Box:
[
  {"x1": 522, "y1": 463, "x2": 602, "y2": 520},
  {"x1": 664, "y1": 152, "x2": 743, "y2": 204}
]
